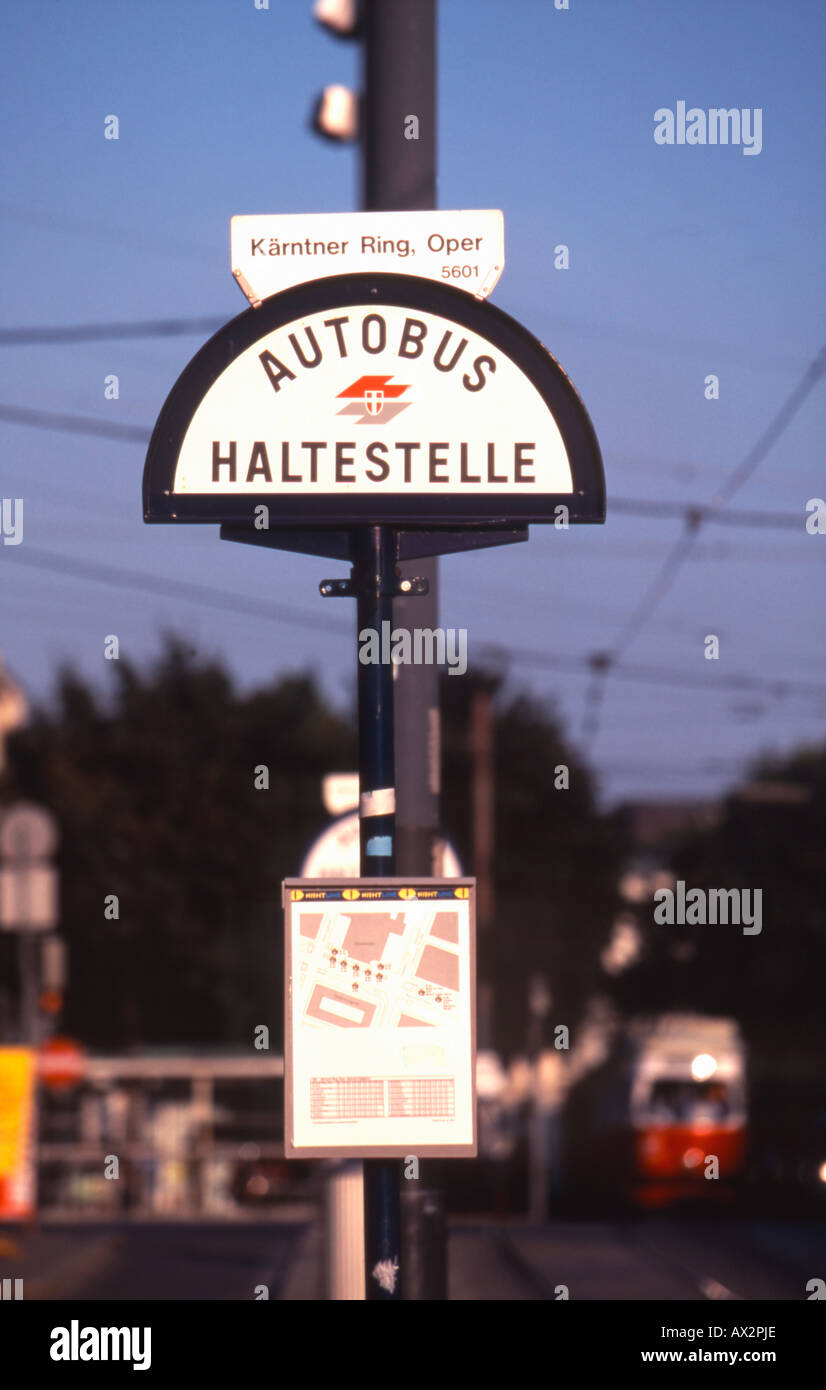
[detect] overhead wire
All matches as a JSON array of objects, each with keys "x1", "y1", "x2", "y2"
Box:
[
  {"x1": 2, "y1": 346, "x2": 824, "y2": 755},
  {"x1": 0, "y1": 401, "x2": 812, "y2": 533},
  {"x1": 580, "y1": 342, "x2": 826, "y2": 740},
  {"x1": 0, "y1": 318, "x2": 225, "y2": 346},
  {"x1": 4, "y1": 546, "x2": 825, "y2": 709}
]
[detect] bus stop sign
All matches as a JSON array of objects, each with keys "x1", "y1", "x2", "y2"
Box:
[{"x1": 143, "y1": 273, "x2": 604, "y2": 537}]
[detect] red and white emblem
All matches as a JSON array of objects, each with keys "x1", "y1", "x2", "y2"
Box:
[{"x1": 337, "y1": 374, "x2": 411, "y2": 424}]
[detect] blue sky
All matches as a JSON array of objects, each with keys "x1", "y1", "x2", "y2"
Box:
[{"x1": 1, "y1": 0, "x2": 824, "y2": 806}]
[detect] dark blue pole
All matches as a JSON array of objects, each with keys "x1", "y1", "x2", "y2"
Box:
[
  {"x1": 356, "y1": 525, "x2": 396, "y2": 879},
  {"x1": 355, "y1": 523, "x2": 402, "y2": 1299},
  {"x1": 359, "y1": 0, "x2": 437, "y2": 1305}
]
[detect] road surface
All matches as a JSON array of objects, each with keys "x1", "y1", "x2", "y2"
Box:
[{"x1": 6, "y1": 1215, "x2": 822, "y2": 1300}]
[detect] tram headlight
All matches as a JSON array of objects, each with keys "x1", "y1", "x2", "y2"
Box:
[{"x1": 691, "y1": 1052, "x2": 717, "y2": 1081}]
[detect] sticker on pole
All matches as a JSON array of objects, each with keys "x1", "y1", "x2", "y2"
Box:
[
  {"x1": 300, "y1": 813, "x2": 462, "y2": 880},
  {"x1": 283, "y1": 878, "x2": 476, "y2": 1158},
  {"x1": 143, "y1": 273, "x2": 604, "y2": 529},
  {"x1": 231, "y1": 210, "x2": 504, "y2": 304}
]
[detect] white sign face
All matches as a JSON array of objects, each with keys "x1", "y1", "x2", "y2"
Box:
[
  {"x1": 144, "y1": 273, "x2": 605, "y2": 528},
  {"x1": 173, "y1": 303, "x2": 573, "y2": 498},
  {"x1": 232, "y1": 210, "x2": 504, "y2": 305},
  {"x1": 301, "y1": 813, "x2": 462, "y2": 879},
  {"x1": 284, "y1": 880, "x2": 476, "y2": 1157}
]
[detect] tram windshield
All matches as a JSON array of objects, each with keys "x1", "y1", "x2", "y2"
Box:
[{"x1": 643, "y1": 1079, "x2": 732, "y2": 1124}]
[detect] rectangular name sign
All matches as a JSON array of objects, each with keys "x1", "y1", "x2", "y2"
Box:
[
  {"x1": 232, "y1": 210, "x2": 504, "y2": 305},
  {"x1": 284, "y1": 879, "x2": 476, "y2": 1157}
]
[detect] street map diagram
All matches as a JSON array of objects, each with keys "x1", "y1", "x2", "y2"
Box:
[{"x1": 285, "y1": 884, "x2": 476, "y2": 1155}]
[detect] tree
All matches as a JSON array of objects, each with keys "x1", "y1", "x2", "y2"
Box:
[
  {"x1": 610, "y1": 745, "x2": 826, "y2": 1089},
  {"x1": 440, "y1": 671, "x2": 624, "y2": 1057},
  {"x1": 3, "y1": 643, "x2": 623, "y2": 1061},
  {"x1": 3, "y1": 637, "x2": 356, "y2": 1049}
]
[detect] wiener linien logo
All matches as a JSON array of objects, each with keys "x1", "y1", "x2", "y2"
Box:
[{"x1": 337, "y1": 374, "x2": 412, "y2": 424}]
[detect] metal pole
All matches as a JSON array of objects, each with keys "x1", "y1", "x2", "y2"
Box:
[
  {"x1": 18, "y1": 933, "x2": 39, "y2": 1046},
  {"x1": 354, "y1": 524, "x2": 401, "y2": 1300},
  {"x1": 471, "y1": 685, "x2": 495, "y2": 1049},
  {"x1": 471, "y1": 687, "x2": 494, "y2": 933},
  {"x1": 324, "y1": 1161, "x2": 366, "y2": 1299},
  {"x1": 364, "y1": 0, "x2": 441, "y2": 870},
  {"x1": 527, "y1": 976, "x2": 551, "y2": 1223},
  {"x1": 355, "y1": 525, "x2": 397, "y2": 880},
  {"x1": 361, "y1": 0, "x2": 446, "y2": 1303},
  {"x1": 362, "y1": 0, "x2": 440, "y2": 880},
  {"x1": 362, "y1": 0, "x2": 436, "y2": 214}
]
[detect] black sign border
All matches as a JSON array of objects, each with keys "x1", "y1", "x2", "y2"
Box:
[{"x1": 143, "y1": 272, "x2": 605, "y2": 527}]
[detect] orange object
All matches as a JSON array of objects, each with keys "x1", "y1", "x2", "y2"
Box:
[
  {"x1": 0, "y1": 1049, "x2": 37, "y2": 1219},
  {"x1": 635, "y1": 1123, "x2": 745, "y2": 1181},
  {"x1": 38, "y1": 1036, "x2": 86, "y2": 1090}
]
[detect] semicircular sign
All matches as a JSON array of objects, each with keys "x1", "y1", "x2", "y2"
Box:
[{"x1": 143, "y1": 273, "x2": 605, "y2": 528}]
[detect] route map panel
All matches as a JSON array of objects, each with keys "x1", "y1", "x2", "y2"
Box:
[{"x1": 283, "y1": 879, "x2": 476, "y2": 1156}]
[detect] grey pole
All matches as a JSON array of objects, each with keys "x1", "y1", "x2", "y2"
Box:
[
  {"x1": 362, "y1": 0, "x2": 440, "y2": 885},
  {"x1": 361, "y1": 0, "x2": 445, "y2": 1301},
  {"x1": 362, "y1": 0, "x2": 436, "y2": 215}
]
